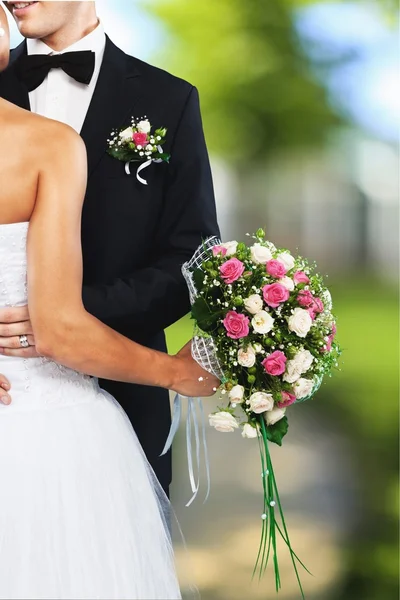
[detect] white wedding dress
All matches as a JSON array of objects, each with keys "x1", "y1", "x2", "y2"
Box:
[{"x1": 0, "y1": 222, "x2": 182, "y2": 600}]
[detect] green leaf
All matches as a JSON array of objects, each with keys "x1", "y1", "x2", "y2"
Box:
[
  {"x1": 191, "y1": 296, "x2": 221, "y2": 332},
  {"x1": 155, "y1": 127, "x2": 167, "y2": 137},
  {"x1": 193, "y1": 268, "x2": 205, "y2": 292},
  {"x1": 107, "y1": 146, "x2": 140, "y2": 162},
  {"x1": 266, "y1": 416, "x2": 289, "y2": 447}
]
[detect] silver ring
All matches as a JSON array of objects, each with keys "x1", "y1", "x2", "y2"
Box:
[{"x1": 19, "y1": 335, "x2": 29, "y2": 348}]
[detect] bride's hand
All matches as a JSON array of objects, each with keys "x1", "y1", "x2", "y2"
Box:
[
  {"x1": 0, "y1": 372, "x2": 11, "y2": 405},
  {"x1": 172, "y1": 341, "x2": 219, "y2": 397}
]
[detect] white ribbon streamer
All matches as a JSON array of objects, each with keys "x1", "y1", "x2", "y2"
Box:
[
  {"x1": 161, "y1": 394, "x2": 211, "y2": 507},
  {"x1": 125, "y1": 146, "x2": 165, "y2": 184}
]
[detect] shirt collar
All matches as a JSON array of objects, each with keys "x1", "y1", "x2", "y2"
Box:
[{"x1": 27, "y1": 21, "x2": 106, "y2": 57}]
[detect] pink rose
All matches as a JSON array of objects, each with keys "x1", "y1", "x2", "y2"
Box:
[
  {"x1": 262, "y1": 351, "x2": 287, "y2": 376},
  {"x1": 313, "y1": 297, "x2": 324, "y2": 313},
  {"x1": 297, "y1": 289, "x2": 314, "y2": 308},
  {"x1": 277, "y1": 391, "x2": 297, "y2": 408},
  {"x1": 308, "y1": 297, "x2": 324, "y2": 320},
  {"x1": 266, "y1": 259, "x2": 287, "y2": 279},
  {"x1": 308, "y1": 307, "x2": 317, "y2": 321},
  {"x1": 222, "y1": 311, "x2": 250, "y2": 339},
  {"x1": 133, "y1": 132, "x2": 148, "y2": 146},
  {"x1": 220, "y1": 258, "x2": 245, "y2": 284},
  {"x1": 293, "y1": 271, "x2": 310, "y2": 285},
  {"x1": 322, "y1": 322, "x2": 337, "y2": 353},
  {"x1": 323, "y1": 334, "x2": 335, "y2": 353},
  {"x1": 263, "y1": 283, "x2": 290, "y2": 308},
  {"x1": 212, "y1": 245, "x2": 227, "y2": 257}
]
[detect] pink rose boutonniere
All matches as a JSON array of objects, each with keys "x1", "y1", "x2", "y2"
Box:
[{"x1": 107, "y1": 117, "x2": 170, "y2": 185}]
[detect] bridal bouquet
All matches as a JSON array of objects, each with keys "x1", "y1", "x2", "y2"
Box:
[{"x1": 183, "y1": 230, "x2": 341, "y2": 597}]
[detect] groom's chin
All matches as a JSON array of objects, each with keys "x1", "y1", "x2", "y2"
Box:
[{"x1": 5, "y1": 1, "x2": 43, "y2": 38}]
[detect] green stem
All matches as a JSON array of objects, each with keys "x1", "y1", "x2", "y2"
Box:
[
  {"x1": 260, "y1": 417, "x2": 307, "y2": 599},
  {"x1": 252, "y1": 436, "x2": 269, "y2": 579}
]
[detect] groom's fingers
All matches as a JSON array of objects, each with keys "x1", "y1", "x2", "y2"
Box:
[
  {"x1": 0, "y1": 374, "x2": 11, "y2": 405},
  {"x1": 0, "y1": 320, "x2": 33, "y2": 337}
]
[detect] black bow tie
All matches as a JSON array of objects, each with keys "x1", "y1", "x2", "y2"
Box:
[{"x1": 15, "y1": 50, "x2": 95, "y2": 92}]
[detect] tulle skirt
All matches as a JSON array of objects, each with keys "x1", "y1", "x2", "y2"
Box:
[{"x1": 0, "y1": 387, "x2": 182, "y2": 600}]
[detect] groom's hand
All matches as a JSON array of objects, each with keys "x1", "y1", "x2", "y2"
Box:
[{"x1": 0, "y1": 306, "x2": 38, "y2": 358}]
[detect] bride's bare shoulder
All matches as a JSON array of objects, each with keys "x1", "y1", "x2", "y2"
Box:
[{"x1": 0, "y1": 100, "x2": 86, "y2": 163}]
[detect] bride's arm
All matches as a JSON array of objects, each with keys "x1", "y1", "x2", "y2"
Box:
[{"x1": 27, "y1": 122, "x2": 215, "y2": 396}]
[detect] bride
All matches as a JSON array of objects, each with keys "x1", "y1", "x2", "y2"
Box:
[{"x1": 0, "y1": 7, "x2": 218, "y2": 599}]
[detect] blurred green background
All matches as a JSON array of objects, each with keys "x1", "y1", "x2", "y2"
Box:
[
  {"x1": 157, "y1": 2, "x2": 399, "y2": 598},
  {"x1": 10, "y1": 1, "x2": 398, "y2": 598}
]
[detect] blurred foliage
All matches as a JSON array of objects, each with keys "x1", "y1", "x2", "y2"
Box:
[
  {"x1": 143, "y1": 0, "x2": 343, "y2": 162},
  {"x1": 328, "y1": 280, "x2": 399, "y2": 600},
  {"x1": 281, "y1": 0, "x2": 398, "y2": 16}
]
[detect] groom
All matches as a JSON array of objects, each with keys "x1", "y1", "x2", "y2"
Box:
[{"x1": 0, "y1": 1, "x2": 219, "y2": 495}]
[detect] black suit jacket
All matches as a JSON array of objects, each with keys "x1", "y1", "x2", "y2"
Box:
[{"x1": 0, "y1": 36, "x2": 220, "y2": 493}]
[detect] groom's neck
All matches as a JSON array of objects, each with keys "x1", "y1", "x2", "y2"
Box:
[{"x1": 40, "y1": 16, "x2": 99, "y2": 52}]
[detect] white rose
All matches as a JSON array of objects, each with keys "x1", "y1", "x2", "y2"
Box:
[
  {"x1": 293, "y1": 378, "x2": 314, "y2": 400},
  {"x1": 229, "y1": 384, "x2": 245, "y2": 404},
  {"x1": 244, "y1": 294, "x2": 263, "y2": 315},
  {"x1": 221, "y1": 241, "x2": 238, "y2": 256},
  {"x1": 253, "y1": 343, "x2": 263, "y2": 354},
  {"x1": 242, "y1": 423, "x2": 259, "y2": 439},
  {"x1": 277, "y1": 252, "x2": 295, "y2": 271},
  {"x1": 249, "y1": 392, "x2": 274, "y2": 414},
  {"x1": 282, "y1": 359, "x2": 302, "y2": 383},
  {"x1": 295, "y1": 349, "x2": 314, "y2": 372},
  {"x1": 264, "y1": 407, "x2": 286, "y2": 426},
  {"x1": 209, "y1": 411, "x2": 239, "y2": 432},
  {"x1": 250, "y1": 243, "x2": 273, "y2": 265},
  {"x1": 252, "y1": 311, "x2": 274, "y2": 335},
  {"x1": 136, "y1": 119, "x2": 151, "y2": 134},
  {"x1": 278, "y1": 276, "x2": 295, "y2": 291},
  {"x1": 288, "y1": 308, "x2": 312, "y2": 338},
  {"x1": 238, "y1": 346, "x2": 256, "y2": 368},
  {"x1": 119, "y1": 127, "x2": 133, "y2": 141}
]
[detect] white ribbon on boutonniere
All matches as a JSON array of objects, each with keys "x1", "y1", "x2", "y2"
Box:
[
  {"x1": 107, "y1": 118, "x2": 170, "y2": 185},
  {"x1": 124, "y1": 145, "x2": 165, "y2": 185}
]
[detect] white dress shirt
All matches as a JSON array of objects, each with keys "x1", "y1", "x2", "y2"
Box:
[{"x1": 27, "y1": 22, "x2": 106, "y2": 133}]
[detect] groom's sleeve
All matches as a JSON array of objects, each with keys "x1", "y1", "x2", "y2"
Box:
[{"x1": 82, "y1": 86, "x2": 220, "y2": 336}]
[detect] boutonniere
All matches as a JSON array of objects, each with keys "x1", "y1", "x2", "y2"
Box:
[{"x1": 107, "y1": 117, "x2": 170, "y2": 185}]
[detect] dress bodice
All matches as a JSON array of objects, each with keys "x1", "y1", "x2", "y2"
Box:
[{"x1": 0, "y1": 222, "x2": 97, "y2": 413}]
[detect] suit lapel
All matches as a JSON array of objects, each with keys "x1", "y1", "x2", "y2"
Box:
[
  {"x1": 1, "y1": 41, "x2": 30, "y2": 110},
  {"x1": 80, "y1": 36, "x2": 141, "y2": 178}
]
